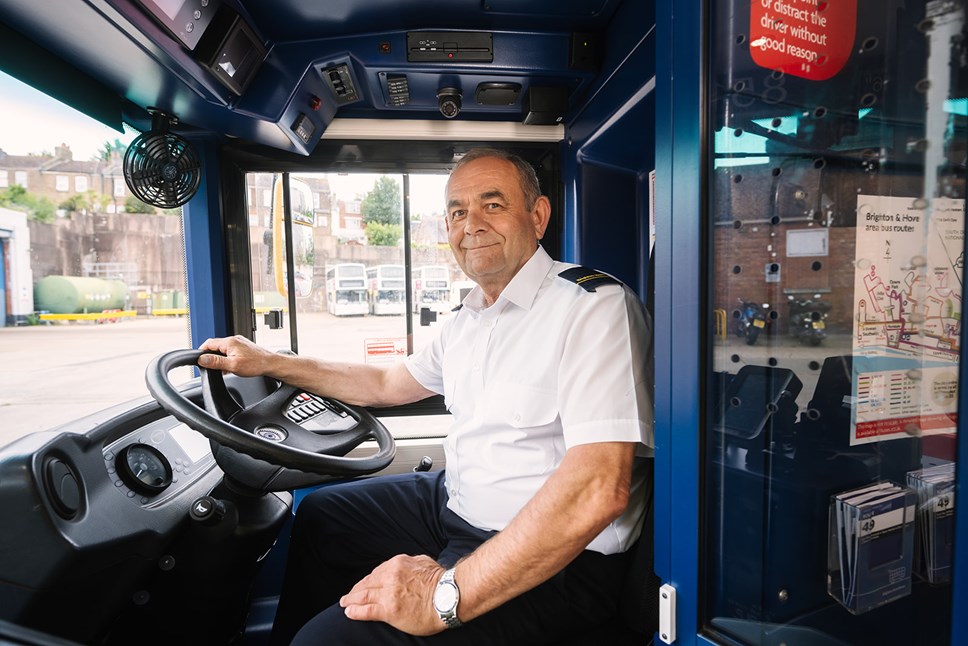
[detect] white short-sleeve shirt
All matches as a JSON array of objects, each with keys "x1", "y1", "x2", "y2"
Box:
[{"x1": 406, "y1": 246, "x2": 653, "y2": 554}]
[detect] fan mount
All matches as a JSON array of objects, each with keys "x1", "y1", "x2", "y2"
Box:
[{"x1": 123, "y1": 109, "x2": 201, "y2": 209}]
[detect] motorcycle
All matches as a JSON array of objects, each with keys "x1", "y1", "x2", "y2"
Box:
[
  {"x1": 733, "y1": 298, "x2": 769, "y2": 345},
  {"x1": 787, "y1": 294, "x2": 830, "y2": 346}
]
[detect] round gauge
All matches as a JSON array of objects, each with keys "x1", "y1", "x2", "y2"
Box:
[{"x1": 117, "y1": 443, "x2": 173, "y2": 496}]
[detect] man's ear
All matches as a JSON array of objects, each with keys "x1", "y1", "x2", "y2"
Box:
[{"x1": 532, "y1": 196, "x2": 551, "y2": 240}]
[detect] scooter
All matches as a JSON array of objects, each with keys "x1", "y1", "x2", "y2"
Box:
[
  {"x1": 734, "y1": 298, "x2": 769, "y2": 345},
  {"x1": 787, "y1": 294, "x2": 830, "y2": 346}
]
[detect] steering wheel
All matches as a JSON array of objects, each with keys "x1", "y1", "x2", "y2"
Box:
[{"x1": 146, "y1": 349, "x2": 396, "y2": 490}]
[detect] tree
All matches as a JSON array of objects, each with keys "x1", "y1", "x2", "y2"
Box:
[
  {"x1": 124, "y1": 196, "x2": 156, "y2": 214},
  {"x1": 360, "y1": 176, "x2": 402, "y2": 226},
  {"x1": 0, "y1": 186, "x2": 55, "y2": 223},
  {"x1": 29, "y1": 197, "x2": 56, "y2": 223},
  {"x1": 0, "y1": 185, "x2": 27, "y2": 206},
  {"x1": 59, "y1": 190, "x2": 107, "y2": 215},
  {"x1": 365, "y1": 222, "x2": 402, "y2": 246},
  {"x1": 59, "y1": 194, "x2": 87, "y2": 213},
  {"x1": 100, "y1": 138, "x2": 128, "y2": 161}
]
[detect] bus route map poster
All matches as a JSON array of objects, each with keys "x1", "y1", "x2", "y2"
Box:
[{"x1": 851, "y1": 195, "x2": 964, "y2": 445}]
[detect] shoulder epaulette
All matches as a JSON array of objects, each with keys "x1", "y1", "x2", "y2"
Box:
[
  {"x1": 557, "y1": 266, "x2": 621, "y2": 292},
  {"x1": 452, "y1": 304, "x2": 463, "y2": 312}
]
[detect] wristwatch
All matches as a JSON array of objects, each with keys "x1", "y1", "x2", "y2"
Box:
[{"x1": 433, "y1": 567, "x2": 462, "y2": 628}]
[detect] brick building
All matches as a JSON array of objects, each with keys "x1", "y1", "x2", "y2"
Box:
[{"x1": 0, "y1": 145, "x2": 129, "y2": 214}]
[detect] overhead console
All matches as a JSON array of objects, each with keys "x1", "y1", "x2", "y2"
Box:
[
  {"x1": 406, "y1": 31, "x2": 493, "y2": 63},
  {"x1": 133, "y1": 0, "x2": 268, "y2": 96},
  {"x1": 106, "y1": 3, "x2": 581, "y2": 154},
  {"x1": 274, "y1": 55, "x2": 364, "y2": 154},
  {"x1": 135, "y1": 0, "x2": 222, "y2": 51}
]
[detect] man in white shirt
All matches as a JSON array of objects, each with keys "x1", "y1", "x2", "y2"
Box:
[{"x1": 198, "y1": 148, "x2": 653, "y2": 644}]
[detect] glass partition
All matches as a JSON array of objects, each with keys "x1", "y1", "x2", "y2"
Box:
[{"x1": 704, "y1": 1, "x2": 964, "y2": 644}]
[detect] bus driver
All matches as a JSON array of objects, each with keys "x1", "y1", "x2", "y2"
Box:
[{"x1": 198, "y1": 148, "x2": 654, "y2": 645}]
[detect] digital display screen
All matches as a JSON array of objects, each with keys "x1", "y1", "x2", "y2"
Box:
[
  {"x1": 150, "y1": 0, "x2": 185, "y2": 21},
  {"x1": 169, "y1": 423, "x2": 211, "y2": 462}
]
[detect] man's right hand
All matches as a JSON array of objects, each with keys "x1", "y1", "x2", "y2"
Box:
[{"x1": 197, "y1": 335, "x2": 278, "y2": 377}]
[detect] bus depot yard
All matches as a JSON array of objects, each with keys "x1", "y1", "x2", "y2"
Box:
[{"x1": 0, "y1": 312, "x2": 443, "y2": 448}]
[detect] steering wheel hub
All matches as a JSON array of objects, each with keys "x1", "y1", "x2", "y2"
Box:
[{"x1": 255, "y1": 427, "x2": 287, "y2": 442}]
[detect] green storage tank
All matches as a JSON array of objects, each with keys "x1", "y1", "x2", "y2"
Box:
[{"x1": 34, "y1": 276, "x2": 128, "y2": 314}]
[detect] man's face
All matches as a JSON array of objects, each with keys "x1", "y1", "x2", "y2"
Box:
[{"x1": 444, "y1": 157, "x2": 550, "y2": 295}]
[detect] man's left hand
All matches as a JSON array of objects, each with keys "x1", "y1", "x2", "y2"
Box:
[{"x1": 340, "y1": 554, "x2": 447, "y2": 635}]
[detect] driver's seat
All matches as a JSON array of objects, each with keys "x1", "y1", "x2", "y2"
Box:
[
  {"x1": 557, "y1": 458, "x2": 659, "y2": 645},
  {"x1": 558, "y1": 262, "x2": 659, "y2": 645}
]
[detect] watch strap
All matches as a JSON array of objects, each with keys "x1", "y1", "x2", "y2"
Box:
[{"x1": 435, "y1": 567, "x2": 462, "y2": 628}]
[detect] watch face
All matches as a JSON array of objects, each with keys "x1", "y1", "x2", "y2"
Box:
[{"x1": 434, "y1": 582, "x2": 458, "y2": 612}]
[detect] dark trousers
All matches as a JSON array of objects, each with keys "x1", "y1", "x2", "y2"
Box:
[{"x1": 270, "y1": 470, "x2": 634, "y2": 645}]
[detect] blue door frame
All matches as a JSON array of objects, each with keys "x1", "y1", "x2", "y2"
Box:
[
  {"x1": 655, "y1": 1, "x2": 967, "y2": 644},
  {"x1": 654, "y1": 0, "x2": 702, "y2": 641}
]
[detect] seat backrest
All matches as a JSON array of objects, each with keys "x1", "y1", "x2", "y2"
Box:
[
  {"x1": 558, "y1": 256, "x2": 658, "y2": 645},
  {"x1": 620, "y1": 251, "x2": 660, "y2": 636},
  {"x1": 618, "y1": 458, "x2": 660, "y2": 637},
  {"x1": 554, "y1": 459, "x2": 659, "y2": 646}
]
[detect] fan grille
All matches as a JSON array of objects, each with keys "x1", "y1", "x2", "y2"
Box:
[{"x1": 123, "y1": 132, "x2": 202, "y2": 209}]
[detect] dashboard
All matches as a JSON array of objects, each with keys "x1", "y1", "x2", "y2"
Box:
[
  {"x1": 0, "y1": 388, "x2": 224, "y2": 588},
  {"x1": 0, "y1": 372, "x2": 439, "y2": 643},
  {"x1": 103, "y1": 417, "x2": 216, "y2": 506},
  {"x1": 0, "y1": 376, "x2": 289, "y2": 643}
]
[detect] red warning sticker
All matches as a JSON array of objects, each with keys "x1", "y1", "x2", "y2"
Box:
[{"x1": 749, "y1": 0, "x2": 856, "y2": 81}]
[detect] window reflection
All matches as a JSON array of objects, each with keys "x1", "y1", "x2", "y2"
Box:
[{"x1": 705, "y1": 1, "x2": 963, "y2": 644}]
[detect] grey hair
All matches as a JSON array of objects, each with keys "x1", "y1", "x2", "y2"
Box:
[{"x1": 450, "y1": 148, "x2": 542, "y2": 210}]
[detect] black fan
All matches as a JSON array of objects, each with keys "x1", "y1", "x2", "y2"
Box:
[{"x1": 123, "y1": 109, "x2": 201, "y2": 209}]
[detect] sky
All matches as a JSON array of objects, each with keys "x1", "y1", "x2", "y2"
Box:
[
  {"x1": 326, "y1": 173, "x2": 449, "y2": 218},
  {"x1": 0, "y1": 71, "x2": 133, "y2": 160},
  {"x1": 0, "y1": 70, "x2": 449, "y2": 214}
]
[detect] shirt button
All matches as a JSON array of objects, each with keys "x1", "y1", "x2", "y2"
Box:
[
  {"x1": 473, "y1": 364, "x2": 480, "y2": 371},
  {"x1": 513, "y1": 413, "x2": 522, "y2": 422}
]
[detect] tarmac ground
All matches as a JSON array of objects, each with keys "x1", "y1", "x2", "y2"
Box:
[{"x1": 0, "y1": 312, "x2": 446, "y2": 448}]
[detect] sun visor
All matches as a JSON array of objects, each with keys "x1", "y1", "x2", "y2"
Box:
[{"x1": 0, "y1": 21, "x2": 125, "y2": 133}]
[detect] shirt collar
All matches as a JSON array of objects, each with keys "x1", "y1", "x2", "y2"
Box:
[
  {"x1": 461, "y1": 246, "x2": 553, "y2": 314},
  {"x1": 498, "y1": 245, "x2": 554, "y2": 311}
]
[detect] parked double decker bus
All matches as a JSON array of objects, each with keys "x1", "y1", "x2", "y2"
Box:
[
  {"x1": 366, "y1": 264, "x2": 406, "y2": 315},
  {"x1": 324, "y1": 263, "x2": 368, "y2": 316},
  {"x1": 413, "y1": 265, "x2": 451, "y2": 313}
]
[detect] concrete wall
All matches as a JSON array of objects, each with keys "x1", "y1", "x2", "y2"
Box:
[{"x1": 28, "y1": 211, "x2": 186, "y2": 290}]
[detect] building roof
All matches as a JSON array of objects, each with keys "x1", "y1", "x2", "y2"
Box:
[
  {"x1": 0, "y1": 145, "x2": 104, "y2": 174},
  {"x1": 42, "y1": 160, "x2": 102, "y2": 174},
  {"x1": 0, "y1": 152, "x2": 48, "y2": 169}
]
